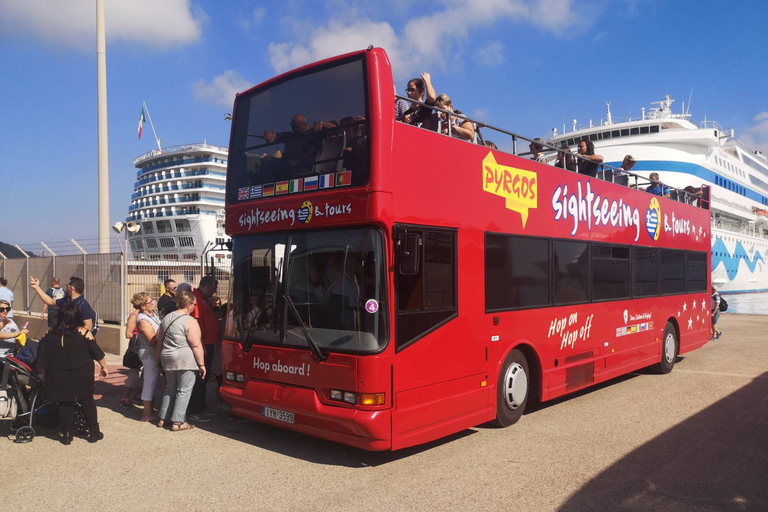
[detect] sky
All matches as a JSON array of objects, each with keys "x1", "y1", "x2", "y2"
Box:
[{"x1": 2, "y1": 0, "x2": 768, "y2": 254}]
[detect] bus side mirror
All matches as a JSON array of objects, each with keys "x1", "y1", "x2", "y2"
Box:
[{"x1": 399, "y1": 234, "x2": 420, "y2": 275}]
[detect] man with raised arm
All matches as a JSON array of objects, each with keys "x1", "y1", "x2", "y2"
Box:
[
  {"x1": 40, "y1": 277, "x2": 66, "y2": 328},
  {"x1": 30, "y1": 276, "x2": 95, "y2": 333}
]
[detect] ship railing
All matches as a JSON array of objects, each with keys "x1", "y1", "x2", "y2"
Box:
[
  {"x1": 133, "y1": 142, "x2": 229, "y2": 166},
  {"x1": 396, "y1": 95, "x2": 711, "y2": 211}
]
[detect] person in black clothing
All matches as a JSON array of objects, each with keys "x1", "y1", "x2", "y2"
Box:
[
  {"x1": 402, "y1": 72, "x2": 438, "y2": 130},
  {"x1": 36, "y1": 304, "x2": 108, "y2": 445},
  {"x1": 261, "y1": 113, "x2": 337, "y2": 179},
  {"x1": 576, "y1": 139, "x2": 604, "y2": 177},
  {"x1": 157, "y1": 279, "x2": 178, "y2": 318}
]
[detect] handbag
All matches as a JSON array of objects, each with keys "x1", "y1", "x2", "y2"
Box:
[{"x1": 122, "y1": 334, "x2": 143, "y2": 370}]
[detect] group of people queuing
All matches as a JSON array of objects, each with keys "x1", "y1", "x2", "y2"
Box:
[{"x1": 120, "y1": 276, "x2": 227, "y2": 433}]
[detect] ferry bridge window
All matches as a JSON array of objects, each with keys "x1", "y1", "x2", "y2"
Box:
[{"x1": 228, "y1": 56, "x2": 369, "y2": 204}]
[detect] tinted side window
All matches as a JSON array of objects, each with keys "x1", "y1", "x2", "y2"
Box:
[
  {"x1": 395, "y1": 227, "x2": 457, "y2": 350},
  {"x1": 553, "y1": 240, "x2": 589, "y2": 305},
  {"x1": 632, "y1": 246, "x2": 658, "y2": 297},
  {"x1": 485, "y1": 234, "x2": 550, "y2": 311},
  {"x1": 686, "y1": 251, "x2": 707, "y2": 292},
  {"x1": 660, "y1": 249, "x2": 686, "y2": 294},
  {"x1": 592, "y1": 244, "x2": 630, "y2": 300}
]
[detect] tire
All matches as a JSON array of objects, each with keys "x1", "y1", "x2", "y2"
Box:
[
  {"x1": 14, "y1": 426, "x2": 35, "y2": 444},
  {"x1": 655, "y1": 322, "x2": 678, "y2": 374},
  {"x1": 493, "y1": 349, "x2": 530, "y2": 427}
]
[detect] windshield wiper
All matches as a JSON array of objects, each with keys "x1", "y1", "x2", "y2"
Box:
[{"x1": 283, "y1": 294, "x2": 327, "y2": 363}]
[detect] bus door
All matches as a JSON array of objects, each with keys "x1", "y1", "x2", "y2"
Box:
[{"x1": 390, "y1": 225, "x2": 488, "y2": 446}]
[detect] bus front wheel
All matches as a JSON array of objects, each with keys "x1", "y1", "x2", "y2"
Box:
[
  {"x1": 493, "y1": 349, "x2": 529, "y2": 427},
  {"x1": 655, "y1": 322, "x2": 678, "y2": 374}
]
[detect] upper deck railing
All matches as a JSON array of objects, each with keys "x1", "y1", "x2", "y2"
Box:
[{"x1": 394, "y1": 94, "x2": 710, "y2": 211}]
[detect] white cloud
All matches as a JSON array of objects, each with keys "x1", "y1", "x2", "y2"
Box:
[
  {"x1": 253, "y1": 7, "x2": 266, "y2": 24},
  {"x1": 474, "y1": 41, "x2": 505, "y2": 67},
  {"x1": 472, "y1": 108, "x2": 490, "y2": 122},
  {"x1": 0, "y1": 0, "x2": 205, "y2": 51},
  {"x1": 265, "y1": 0, "x2": 579, "y2": 79},
  {"x1": 192, "y1": 71, "x2": 252, "y2": 109},
  {"x1": 738, "y1": 111, "x2": 768, "y2": 155}
]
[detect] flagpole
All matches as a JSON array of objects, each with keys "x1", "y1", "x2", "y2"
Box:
[{"x1": 142, "y1": 101, "x2": 162, "y2": 151}]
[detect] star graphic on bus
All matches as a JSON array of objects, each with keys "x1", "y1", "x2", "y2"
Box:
[
  {"x1": 682, "y1": 302, "x2": 687, "y2": 312},
  {"x1": 688, "y1": 317, "x2": 693, "y2": 329},
  {"x1": 693, "y1": 299, "x2": 697, "y2": 309},
  {"x1": 701, "y1": 300, "x2": 706, "y2": 312}
]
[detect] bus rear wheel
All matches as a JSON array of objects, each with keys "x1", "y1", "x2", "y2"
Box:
[
  {"x1": 493, "y1": 349, "x2": 529, "y2": 427},
  {"x1": 655, "y1": 322, "x2": 678, "y2": 374}
]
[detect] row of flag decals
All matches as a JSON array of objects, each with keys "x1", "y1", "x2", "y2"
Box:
[{"x1": 238, "y1": 171, "x2": 351, "y2": 201}]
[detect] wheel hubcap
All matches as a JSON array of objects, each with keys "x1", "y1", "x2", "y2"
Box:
[
  {"x1": 664, "y1": 332, "x2": 676, "y2": 363},
  {"x1": 503, "y1": 363, "x2": 528, "y2": 410}
]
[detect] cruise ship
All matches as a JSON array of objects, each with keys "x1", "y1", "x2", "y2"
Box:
[
  {"x1": 549, "y1": 95, "x2": 768, "y2": 294},
  {"x1": 127, "y1": 142, "x2": 230, "y2": 260}
]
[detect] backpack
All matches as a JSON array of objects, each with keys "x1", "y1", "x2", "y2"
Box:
[{"x1": 718, "y1": 296, "x2": 728, "y2": 312}]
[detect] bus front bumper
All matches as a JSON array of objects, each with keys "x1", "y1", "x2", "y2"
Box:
[{"x1": 220, "y1": 381, "x2": 392, "y2": 451}]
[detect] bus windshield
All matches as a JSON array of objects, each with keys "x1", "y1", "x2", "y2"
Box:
[
  {"x1": 227, "y1": 56, "x2": 370, "y2": 205},
  {"x1": 226, "y1": 227, "x2": 388, "y2": 353}
]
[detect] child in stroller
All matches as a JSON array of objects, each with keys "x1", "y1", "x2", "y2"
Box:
[{"x1": 1, "y1": 354, "x2": 88, "y2": 444}]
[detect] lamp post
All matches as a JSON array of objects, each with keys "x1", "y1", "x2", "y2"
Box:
[{"x1": 112, "y1": 221, "x2": 141, "y2": 354}]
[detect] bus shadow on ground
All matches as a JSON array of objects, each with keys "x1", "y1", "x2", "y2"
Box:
[{"x1": 558, "y1": 371, "x2": 768, "y2": 511}]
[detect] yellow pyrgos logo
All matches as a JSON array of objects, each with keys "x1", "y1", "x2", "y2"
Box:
[{"x1": 482, "y1": 152, "x2": 538, "y2": 228}]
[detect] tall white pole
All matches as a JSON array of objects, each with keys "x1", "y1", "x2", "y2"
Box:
[{"x1": 97, "y1": 0, "x2": 110, "y2": 253}]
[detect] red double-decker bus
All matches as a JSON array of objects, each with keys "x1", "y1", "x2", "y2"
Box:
[{"x1": 220, "y1": 48, "x2": 711, "y2": 450}]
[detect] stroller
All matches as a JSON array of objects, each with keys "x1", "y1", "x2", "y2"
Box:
[{"x1": 1, "y1": 355, "x2": 87, "y2": 444}]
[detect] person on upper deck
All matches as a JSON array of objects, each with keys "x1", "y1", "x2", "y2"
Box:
[
  {"x1": 402, "y1": 73, "x2": 437, "y2": 130},
  {"x1": 260, "y1": 113, "x2": 337, "y2": 179},
  {"x1": 555, "y1": 145, "x2": 577, "y2": 172},
  {"x1": 612, "y1": 155, "x2": 636, "y2": 187},
  {"x1": 576, "y1": 139, "x2": 603, "y2": 177},
  {"x1": 646, "y1": 172, "x2": 671, "y2": 198},
  {"x1": 435, "y1": 93, "x2": 475, "y2": 141},
  {"x1": 529, "y1": 138, "x2": 548, "y2": 164}
]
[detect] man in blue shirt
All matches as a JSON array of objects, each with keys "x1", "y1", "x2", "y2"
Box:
[
  {"x1": 646, "y1": 172, "x2": 670, "y2": 197},
  {"x1": 30, "y1": 276, "x2": 95, "y2": 332},
  {"x1": 40, "y1": 277, "x2": 66, "y2": 328}
]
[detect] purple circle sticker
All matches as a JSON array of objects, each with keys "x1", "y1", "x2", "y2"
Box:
[{"x1": 365, "y1": 299, "x2": 379, "y2": 314}]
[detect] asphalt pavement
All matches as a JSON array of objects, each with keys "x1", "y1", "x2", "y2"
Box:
[{"x1": 1, "y1": 314, "x2": 766, "y2": 512}]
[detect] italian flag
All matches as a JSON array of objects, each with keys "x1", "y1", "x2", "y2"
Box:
[{"x1": 138, "y1": 106, "x2": 146, "y2": 139}]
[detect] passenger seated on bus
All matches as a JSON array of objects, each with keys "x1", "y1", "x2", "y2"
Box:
[
  {"x1": 555, "y1": 145, "x2": 577, "y2": 172},
  {"x1": 340, "y1": 116, "x2": 368, "y2": 172},
  {"x1": 576, "y1": 139, "x2": 604, "y2": 177},
  {"x1": 435, "y1": 93, "x2": 475, "y2": 141},
  {"x1": 646, "y1": 172, "x2": 671, "y2": 197},
  {"x1": 259, "y1": 113, "x2": 338, "y2": 179},
  {"x1": 612, "y1": 155, "x2": 636, "y2": 187},
  {"x1": 316, "y1": 252, "x2": 360, "y2": 309},
  {"x1": 395, "y1": 84, "x2": 410, "y2": 121},
  {"x1": 402, "y1": 73, "x2": 437, "y2": 129},
  {"x1": 684, "y1": 185, "x2": 704, "y2": 205},
  {"x1": 485, "y1": 140, "x2": 498, "y2": 149},
  {"x1": 529, "y1": 138, "x2": 548, "y2": 163},
  {"x1": 243, "y1": 294, "x2": 261, "y2": 332}
]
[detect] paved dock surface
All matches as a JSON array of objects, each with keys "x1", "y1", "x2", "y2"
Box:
[{"x1": 2, "y1": 314, "x2": 766, "y2": 512}]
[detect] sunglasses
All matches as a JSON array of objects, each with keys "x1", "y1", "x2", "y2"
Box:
[{"x1": 0, "y1": 307, "x2": 11, "y2": 313}]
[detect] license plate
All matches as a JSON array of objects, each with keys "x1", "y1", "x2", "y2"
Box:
[{"x1": 262, "y1": 406, "x2": 295, "y2": 424}]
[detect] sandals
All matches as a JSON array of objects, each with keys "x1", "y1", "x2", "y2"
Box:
[
  {"x1": 157, "y1": 420, "x2": 166, "y2": 428},
  {"x1": 172, "y1": 422, "x2": 195, "y2": 432}
]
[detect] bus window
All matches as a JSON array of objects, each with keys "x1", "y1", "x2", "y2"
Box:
[
  {"x1": 632, "y1": 246, "x2": 659, "y2": 297},
  {"x1": 686, "y1": 251, "x2": 708, "y2": 292},
  {"x1": 485, "y1": 233, "x2": 550, "y2": 311},
  {"x1": 227, "y1": 227, "x2": 388, "y2": 353},
  {"x1": 591, "y1": 244, "x2": 630, "y2": 301},
  {"x1": 395, "y1": 227, "x2": 457, "y2": 350},
  {"x1": 553, "y1": 240, "x2": 590, "y2": 305},
  {"x1": 660, "y1": 249, "x2": 686, "y2": 295},
  {"x1": 227, "y1": 56, "x2": 370, "y2": 204}
]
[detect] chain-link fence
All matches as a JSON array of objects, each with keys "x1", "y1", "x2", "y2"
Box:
[{"x1": 0, "y1": 252, "x2": 231, "y2": 325}]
